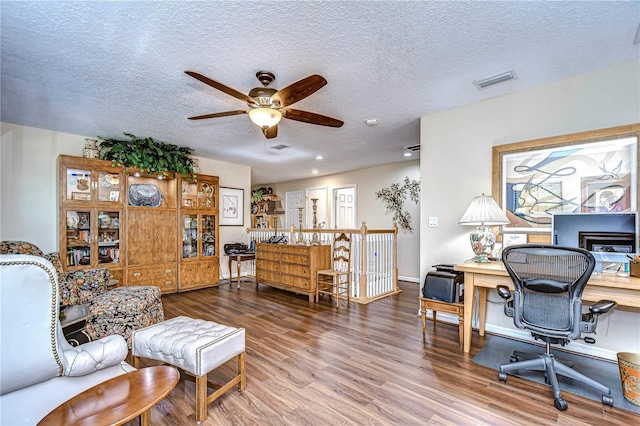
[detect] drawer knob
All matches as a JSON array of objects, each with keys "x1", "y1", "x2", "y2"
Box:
[
  {"x1": 165, "y1": 281, "x2": 172, "y2": 286},
  {"x1": 133, "y1": 272, "x2": 141, "y2": 277}
]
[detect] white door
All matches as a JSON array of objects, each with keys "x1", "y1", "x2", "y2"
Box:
[
  {"x1": 334, "y1": 186, "x2": 356, "y2": 229},
  {"x1": 306, "y1": 187, "x2": 328, "y2": 229},
  {"x1": 284, "y1": 191, "x2": 303, "y2": 229}
]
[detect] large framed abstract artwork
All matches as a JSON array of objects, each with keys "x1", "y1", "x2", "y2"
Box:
[{"x1": 492, "y1": 124, "x2": 639, "y2": 235}]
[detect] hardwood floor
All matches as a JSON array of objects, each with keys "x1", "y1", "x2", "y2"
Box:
[{"x1": 131, "y1": 280, "x2": 639, "y2": 425}]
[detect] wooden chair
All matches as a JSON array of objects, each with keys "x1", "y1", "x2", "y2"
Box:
[{"x1": 316, "y1": 233, "x2": 352, "y2": 307}]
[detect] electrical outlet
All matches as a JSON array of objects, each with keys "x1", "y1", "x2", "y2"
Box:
[{"x1": 428, "y1": 216, "x2": 438, "y2": 227}]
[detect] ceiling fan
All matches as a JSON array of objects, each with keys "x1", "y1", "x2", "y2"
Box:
[{"x1": 185, "y1": 70, "x2": 344, "y2": 139}]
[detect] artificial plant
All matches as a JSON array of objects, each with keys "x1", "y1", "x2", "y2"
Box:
[
  {"x1": 375, "y1": 177, "x2": 420, "y2": 232},
  {"x1": 98, "y1": 133, "x2": 195, "y2": 177}
]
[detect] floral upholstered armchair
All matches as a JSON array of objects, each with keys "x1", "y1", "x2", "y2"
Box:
[
  {"x1": 0, "y1": 241, "x2": 164, "y2": 348},
  {"x1": 0, "y1": 241, "x2": 110, "y2": 306}
]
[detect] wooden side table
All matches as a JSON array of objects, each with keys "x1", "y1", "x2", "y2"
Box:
[
  {"x1": 420, "y1": 297, "x2": 464, "y2": 346},
  {"x1": 227, "y1": 253, "x2": 255, "y2": 288},
  {"x1": 39, "y1": 366, "x2": 179, "y2": 426}
]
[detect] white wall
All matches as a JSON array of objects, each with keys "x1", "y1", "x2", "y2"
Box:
[
  {"x1": 262, "y1": 160, "x2": 421, "y2": 281},
  {"x1": 0, "y1": 122, "x2": 252, "y2": 279},
  {"x1": 420, "y1": 59, "x2": 640, "y2": 359}
]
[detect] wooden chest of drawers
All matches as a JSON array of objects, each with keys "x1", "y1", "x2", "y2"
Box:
[{"x1": 255, "y1": 243, "x2": 331, "y2": 302}]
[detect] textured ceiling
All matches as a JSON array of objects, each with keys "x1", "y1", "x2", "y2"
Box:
[{"x1": 1, "y1": 1, "x2": 639, "y2": 184}]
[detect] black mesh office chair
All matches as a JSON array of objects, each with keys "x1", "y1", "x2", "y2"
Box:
[{"x1": 497, "y1": 244, "x2": 616, "y2": 411}]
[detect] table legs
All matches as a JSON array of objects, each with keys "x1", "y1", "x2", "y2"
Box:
[{"x1": 463, "y1": 272, "x2": 474, "y2": 353}]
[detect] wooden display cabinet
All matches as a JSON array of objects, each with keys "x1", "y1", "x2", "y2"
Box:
[
  {"x1": 251, "y1": 193, "x2": 281, "y2": 229},
  {"x1": 59, "y1": 156, "x2": 221, "y2": 294},
  {"x1": 59, "y1": 155, "x2": 125, "y2": 282},
  {"x1": 178, "y1": 174, "x2": 220, "y2": 291},
  {"x1": 126, "y1": 174, "x2": 178, "y2": 294}
]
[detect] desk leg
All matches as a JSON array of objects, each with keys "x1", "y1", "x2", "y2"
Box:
[
  {"x1": 236, "y1": 260, "x2": 241, "y2": 288},
  {"x1": 478, "y1": 287, "x2": 489, "y2": 337},
  {"x1": 463, "y1": 272, "x2": 474, "y2": 353}
]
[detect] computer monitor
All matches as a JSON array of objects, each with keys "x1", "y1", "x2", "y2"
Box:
[{"x1": 551, "y1": 212, "x2": 638, "y2": 262}]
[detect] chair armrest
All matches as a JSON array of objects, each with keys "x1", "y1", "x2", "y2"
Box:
[
  {"x1": 62, "y1": 334, "x2": 128, "y2": 377},
  {"x1": 497, "y1": 285, "x2": 511, "y2": 300},
  {"x1": 589, "y1": 300, "x2": 616, "y2": 315},
  {"x1": 59, "y1": 268, "x2": 110, "y2": 306}
]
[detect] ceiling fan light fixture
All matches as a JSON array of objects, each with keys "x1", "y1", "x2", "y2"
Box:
[{"x1": 248, "y1": 107, "x2": 282, "y2": 129}]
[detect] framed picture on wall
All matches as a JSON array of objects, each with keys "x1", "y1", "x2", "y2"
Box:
[
  {"x1": 220, "y1": 187, "x2": 244, "y2": 226},
  {"x1": 502, "y1": 232, "x2": 528, "y2": 248},
  {"x1": 493, "y1": 125, "x2": 639, "y2": 234}
]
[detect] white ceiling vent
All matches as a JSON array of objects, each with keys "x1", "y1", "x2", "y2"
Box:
[
  {"x1": 474, "y1": 70, "x2": 517, "y2": 90},
  {"x1": 270, "y1": 144, "x2": 289, "y2": 150},
  {"x1": 404, "y1": 144, "x2": 420, "y2": 152}
]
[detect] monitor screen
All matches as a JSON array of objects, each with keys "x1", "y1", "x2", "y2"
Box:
[{"x1": 551, "y1": 212, "x2": 638, "y2": 261}]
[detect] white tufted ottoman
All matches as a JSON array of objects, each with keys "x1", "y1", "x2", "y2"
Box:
[{"x1": 131, "y1": 315, "x2": 246, "y2": 423}]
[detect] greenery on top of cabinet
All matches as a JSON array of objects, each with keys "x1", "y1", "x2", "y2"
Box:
[{"x1": 98, "y1": 133, "x2": 195, "y2": 177}]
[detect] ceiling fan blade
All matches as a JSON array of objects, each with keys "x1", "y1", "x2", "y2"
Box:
[
  {"x1": 185, "y1": 71, "x2": 255, "y2": 104},
  {"x1": 262, "y1": 125, "x2": 278, "y2": 139},
  {"x1": 283, "y1": 109, "x2": 344, "y2": 127},
  {"x1": 188, "y1": 110, "x2": 247, "y2": 120},
  {"x1": 272, "y1": 74, "x2": 327, "y2": 107}
]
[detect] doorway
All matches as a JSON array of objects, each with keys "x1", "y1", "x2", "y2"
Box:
[
  {"x1": 305, "y1": 187, "x2": 328, "y2": 229},
  {"x1": 284, "y1": 190, "x2": 303, "y2": 229},
  {"x1": 333, "y1": 186, "x2": 356, "y2": 229}
]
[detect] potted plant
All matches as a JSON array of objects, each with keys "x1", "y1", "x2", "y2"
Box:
[{"x1": 98, "y1": 133, "x2": 195, "y2": 178}]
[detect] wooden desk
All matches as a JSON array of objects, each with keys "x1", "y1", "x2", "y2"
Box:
[
  {"x1": 227, "y1": 253, "x2": 255, "y2": 288},
  {"x1": 39, "y1": 366, "x2": 179, "y2": 426},
  {"x1": 454, "y1": 260, "x2": 640, "y2": 354}
]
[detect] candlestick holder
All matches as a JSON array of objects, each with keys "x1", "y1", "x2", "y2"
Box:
[
  {"x1": 311, "y1": 198, "x2": 320, "y2": 246},
  {"x1": 296, "y1": 207, "x2": 305, "y2": 245}
]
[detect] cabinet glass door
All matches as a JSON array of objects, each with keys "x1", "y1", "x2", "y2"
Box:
[
  {"x1": 202, "y1": 215, "x2": 216, "y2": 257},
  {"x1": 201, "y1": 182, "x2": 216, "y2": 209},
  {"x1": 181, "y1": 214, "x2": 198, "y2": 259},
  {"x1": 65, "y1": 168, "x2": 92, "y2": 201},
  {"x1": 65, "y1": 210, "x2": 92, "y2": 267},
  {"x1": 97, "y1": 211, "x2": 121, "y2": 264},
  {"x1": 97, "y1": 171, "x2": 121, "y2": 202},
  {"x1": 181, "y1": 181, "x2": 198, "y2": 208}
]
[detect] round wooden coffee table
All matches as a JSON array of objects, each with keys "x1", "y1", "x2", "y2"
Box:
[{"x1": 38, "y1": 366, "x2": 179, "y2": 426}]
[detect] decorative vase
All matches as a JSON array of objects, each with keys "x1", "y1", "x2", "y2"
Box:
[
  {"x1": 83, "y1": 138, "x2": 99, "y2": 159},
  {"x1": 470, "y1": 226, "x2": 496, "y2": 263},
  {"x1": 311, "y1": 199, "x2": 320, "y2": 246}
]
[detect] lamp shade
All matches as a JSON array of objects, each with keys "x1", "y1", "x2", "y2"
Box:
[
  {"x1": 265, "y1": 200, "x2": 285, "y2": 215},
  {"x1": 459, "y1": 194, "x2": 510, "y2": 225},
  {"x1": 248, "y1": 108, "x2": 282, "y2": 128}
]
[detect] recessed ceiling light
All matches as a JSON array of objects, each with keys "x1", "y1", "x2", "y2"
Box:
[
  {"x1": 404, "y1": 152, "x2": 412, "y2": 157},
  {"x1": 365, "y1": 119, "x2": 378, "y2": 126},
  {"x1": 315, "y1": 155, "x2": 323, "y2": 160},
  {"x1": 312, "y1": 169, "x2": 318, "y2": 174}
]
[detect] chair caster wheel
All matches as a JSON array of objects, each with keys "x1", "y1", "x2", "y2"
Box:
[
  {"x1": 499, "y1": 372, "x2": 507, "y2": 382},
  {"x1": 554, "y1": 398, "x2": 568, "y2": 411},
  {"x1": 509, "y1": 355, "x2": 518, "y2": 363},
  {"x1": 602, "y1": 395, "x2": 614, "y2": 406}
]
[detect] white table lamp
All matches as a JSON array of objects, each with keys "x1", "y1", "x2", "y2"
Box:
[{"x1": 459, "y1": 194, "x2": 510, "y2": 262}]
